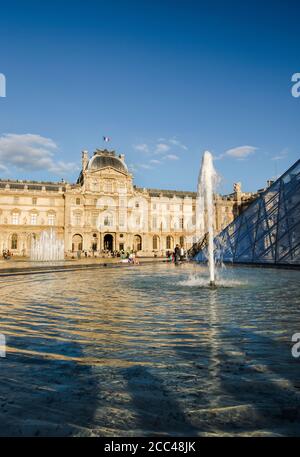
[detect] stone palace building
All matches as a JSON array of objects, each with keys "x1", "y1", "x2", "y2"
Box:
[{"x1": 0, "y1": 148, "x2": 258, "y2": 257}]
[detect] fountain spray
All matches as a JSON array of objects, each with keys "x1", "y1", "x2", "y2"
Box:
[
  {"x1": 30, "y1": 229, "x2": 65, "y2": 261},
  {"x1": 197, "y1": 151, "x2": 217, "y2": 287}
]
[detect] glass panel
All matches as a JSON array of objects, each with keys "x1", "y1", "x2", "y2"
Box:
[{"x1": 195, "y1": 159, "x2": 300, "y2": 266}]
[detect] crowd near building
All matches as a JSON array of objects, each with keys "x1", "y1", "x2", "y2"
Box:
[{"x1": 0, "y1": 148, "x2": 260, "y2": 257}]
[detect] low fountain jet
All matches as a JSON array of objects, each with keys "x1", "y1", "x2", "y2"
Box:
[{"x1": 30, "y1": 229, "x2": 64, "y2": 261}]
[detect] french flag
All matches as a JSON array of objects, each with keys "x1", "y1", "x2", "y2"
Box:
[{"x1": 103, "y1": 136, "x2": 110, "y2": 142}]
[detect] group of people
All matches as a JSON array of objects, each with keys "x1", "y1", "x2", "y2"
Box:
[
  {"x1": 121, "y1": 251, "x2": 140, "y2": 265},
  {"x1": 2, "y1": 249, "x2": 12, "y2": 260},
  {"x1": 75, "y1": 249, "x2": 125, "y2": 259},
  {"x1": 73, "y1": 246, "x2": 186, "y2": 264},
  {"x1": 74, "y1": 248, "x2": 140, "y2": 264},
  {"x1": 79, "y1": 249, "x2": 127, "y2": 259},
  {"x1": 166, "y1": 245, "x2": 186, "y2": 263}
]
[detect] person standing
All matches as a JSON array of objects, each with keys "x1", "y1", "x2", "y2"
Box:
[
  {"x1": 180, "y1": 246, "x2": 185, "y2": 261},
  {"x1": 174, "y1": 244, "x2": 181, "y2": 263}
]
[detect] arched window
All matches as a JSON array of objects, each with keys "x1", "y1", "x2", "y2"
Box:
[
  {"x1": 72, "y1": 234, "x2": 83, "y2": 252},
  {"x1": 92, "y1": 233, "x2": 97, "y2": 251},
  {"x1": 153, "y1": 235, "x2": 159, "y2": 250},
  {"x1": 11, "y1": 233, "x2": 18, "y2": 250},
  {"x1": 166, "y1": 235, "x2": 173, "y2": 250},
  {"x1": 133, "y1": 235, "x2": 142, "y2": 251}
]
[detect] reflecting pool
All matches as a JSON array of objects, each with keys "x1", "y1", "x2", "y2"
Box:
[{"x1": 0, "y1": 262, "x2": 300, "y2": 436}]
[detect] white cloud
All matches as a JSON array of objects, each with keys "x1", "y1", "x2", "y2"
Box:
[
  {"x1": 139, "y1": 163, "x2": 153, "y2": 170},
  {"x1": 128, "y1": 163, "x2": 138, "y2": 174},
  {"x1": 221, "y1": 145, "x2": 257, "y2": 160},
  {"x1": 131, "y1": 137, "x2": 186, "y2": 170},
  {"x1": 169, "y1": 138, "x2": 188, "y2": 150},
  {"x1": 271, "y1": 148, "x2": 288, "y2": 161},
  {"x1": 155, "y1": 143, "x2": 170, "y2": 154},
  {"x1": 164, "y1": 154, "x2": 179, "y2": 160},
  {"x1": 134, "y1": 143, "x2": 149, "y2": 153},
  {"x1": 0, "y1": 133, "x2": 78, "y2": 176},
  {"x1": 0, "y1": 163, "x2": 8, "y2": 172}
]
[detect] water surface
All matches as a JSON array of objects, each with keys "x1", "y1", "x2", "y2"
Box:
[{"x1": 0, "y1": 263, "x2": 300, "y2": 436}]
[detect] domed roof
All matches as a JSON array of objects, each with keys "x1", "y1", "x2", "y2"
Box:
[{"x1": 88, "y1": 150, "x2": 128, "y2": 173}]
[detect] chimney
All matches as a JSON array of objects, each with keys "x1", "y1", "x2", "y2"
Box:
[{"x1": 82, "y1": 150, "x2": 89, "y2": 170}]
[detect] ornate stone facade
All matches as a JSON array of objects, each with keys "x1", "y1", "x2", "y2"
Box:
[{"x1": 0, "y1": 149, "x2": 257, "y2": 257}]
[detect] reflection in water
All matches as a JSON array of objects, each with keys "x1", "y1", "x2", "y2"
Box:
[{"x1": 0, "y1": 263, "x2": 300, "y2": 436}]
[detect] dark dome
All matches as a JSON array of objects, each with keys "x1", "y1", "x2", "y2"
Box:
[{"x1": 88, "y1": 151, "x2": 128, "y2": 173}]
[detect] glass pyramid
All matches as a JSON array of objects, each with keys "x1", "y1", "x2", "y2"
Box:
[{"x1": 195, "y1": 158, "x2": 300, "y2": 266}]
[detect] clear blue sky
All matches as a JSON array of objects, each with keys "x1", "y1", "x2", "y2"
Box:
[{"x1": 0, "y1": 0, "x2": 299, "y2": 193}]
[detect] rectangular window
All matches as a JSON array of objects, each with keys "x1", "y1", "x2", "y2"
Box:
[
  {"x1": 48, "y1": 214, "x2": 55, "y2": 226},
  {"x1": 105, "y1": 181, "x2": 113, "y2": 193},
  {"x1": 92, "y1": 213, "x2": 98, "y2": 227},
  {"x1": 119, "y1": 182, "x2": 126, "y2": 192},
  {"x1": 12, "y1": 213, "x2": 19, "y2": 224},
  {"x1": 152, "y1": 216, "x2": 157, "y2": 229},
  {"x1": 32, "y1": 197, "x2": 37, "y2": 205},
  {"x1": 76, "y1": 198, "x2": 81, "y2": 205},
  {"x1": 31, "y1": 214, "x2": 37, "y2": 225},
  {"x1": 75, "y1": 215, "x2": 81, "y2": 226},
  {"x1": 119, "y1": 214, "x2": 125, "y2": 227}
]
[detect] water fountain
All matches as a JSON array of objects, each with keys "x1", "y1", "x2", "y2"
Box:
[
  {"x1": 30, "y1": 229, "x2": 65, "y2": 261},
  {"x1": 197, "y1": 150, "x2": 218, "y2": 287}
]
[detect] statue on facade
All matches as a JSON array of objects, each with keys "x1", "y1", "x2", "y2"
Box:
[{"x1": 233, "y1": 182, "x2": 242, "y2": 193}]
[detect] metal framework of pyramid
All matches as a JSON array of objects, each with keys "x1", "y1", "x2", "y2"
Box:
[{"x1": 195, "y1": 158, "x2": 300, "y2": 266}]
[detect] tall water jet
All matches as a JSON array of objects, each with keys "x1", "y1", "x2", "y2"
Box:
[
  {"x1": 30, "y1": 229, "x2": 65, "y2": 261},
  {"x1": 197, "y1": 151, "x2": 218, "y2": 287}
]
